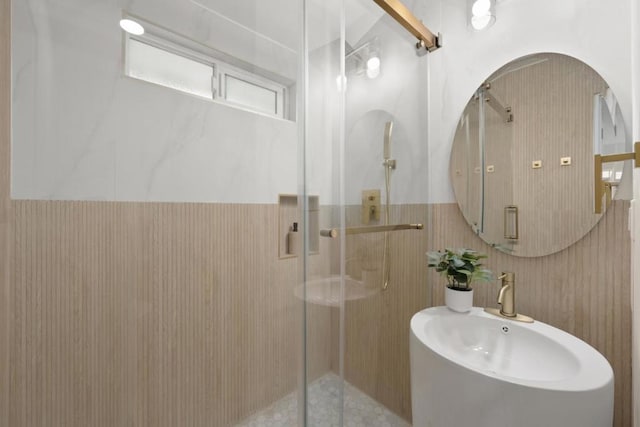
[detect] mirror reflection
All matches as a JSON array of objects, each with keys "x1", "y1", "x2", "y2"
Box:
[{"x1": 450, "y1": 53, "x2": 627, "y2": 257}]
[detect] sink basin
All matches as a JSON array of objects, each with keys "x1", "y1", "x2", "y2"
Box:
[
  {"x1": 294, "y1": 275, "x2": 379, "y2": 306},
  {"x1": 410, "y1": 307, "x2": 614, "y2": 427}
]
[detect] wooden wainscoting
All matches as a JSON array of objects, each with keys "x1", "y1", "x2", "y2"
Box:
[
  {"x1": 4, "y1": 201, "x2": 335, "y2": 426},
  {"x1": 338, "y1": 204, "x2": 430, "y2": 421}
]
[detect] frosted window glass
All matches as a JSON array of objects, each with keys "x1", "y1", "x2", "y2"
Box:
[
  {"x1": 128, "y1": 39, "x2": 213, "y2": 99},
  {"x1": 225, "y1": 75, "x2": 278, "y2": 115}
]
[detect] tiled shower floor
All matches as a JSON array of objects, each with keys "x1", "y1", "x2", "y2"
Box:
[{"x1": 236, "y1": 373, "x2": 411, "y2": 427}]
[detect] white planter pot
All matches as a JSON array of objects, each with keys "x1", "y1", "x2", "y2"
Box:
[{"x1": 445, "y1": 286, "x2": 474, "y2": 312}]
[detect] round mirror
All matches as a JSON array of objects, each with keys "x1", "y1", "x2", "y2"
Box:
[{"x1": 450, "y1": 53, "x2": 627, "y2": 257}]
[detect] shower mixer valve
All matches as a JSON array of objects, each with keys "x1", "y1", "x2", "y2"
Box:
[{"x1": 362, "y1": 189, "x2": 381, "y2": 224}]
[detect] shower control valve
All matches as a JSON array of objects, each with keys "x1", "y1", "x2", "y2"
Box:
[{"x1": 362, "y1": 189, "x2": 381, "y2": 224}]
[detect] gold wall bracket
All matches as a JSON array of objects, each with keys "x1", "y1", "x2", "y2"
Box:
[
  {"x1": 372, "y1": 0, "x2": 442, "y2": 53},
  {"x1": 594, "y1": 141, "x2": 640, "y2": 214}
]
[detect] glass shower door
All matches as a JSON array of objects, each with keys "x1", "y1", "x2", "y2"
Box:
[
  {"x1": 302, "y1": 0, "x2": 430, "y2": 425},
  {"x1": 301, "y1": 0, "x2": 346, "y2": 425}
]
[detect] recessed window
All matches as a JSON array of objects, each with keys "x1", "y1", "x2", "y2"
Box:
[
  {"x1": 224, "y1": 75, "x2": 279, "y2": 116},
  {"x1": 127, "y1": 39, "x2": 214, "y2": 99},
  {"x1": 122, "y1": 16, "x2": 289, "y2": 119}
]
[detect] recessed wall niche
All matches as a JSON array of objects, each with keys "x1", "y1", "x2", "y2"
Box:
[{"x1": 278, "y1": 194, "x2": 319, "y2": 258}]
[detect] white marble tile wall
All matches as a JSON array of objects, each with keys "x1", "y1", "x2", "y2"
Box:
[
  {"x1": 12, "y1": 0, "x2": 430, "y2": 205},
  {"x1": 12, "y1": 0, "x2": 298, "y2": 203},
  {"x1": 307, "y1": 0, "x2": 430, "y2": 206},
  {"x1": 343, "y1": 10, "x2": 429, "y2": 205}
]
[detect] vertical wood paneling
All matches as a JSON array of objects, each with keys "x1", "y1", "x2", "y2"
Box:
[
  {"x1": 341, "y1": 204, "x2": 430, "y2": 421},
  {"x1": 0, "y1": 153, "x2": 632, "y2": 425},
  {"x1": 429, "y1": 202, "x2": 631, "y2": 427},
  {"x1": 5, "y1": 201, "x2": 333, "y2": 427},
  {"x1": 504, "y1": 55, "x2": 607, "y2": 257},
  {"x1": 451, "y1": 54, "x2": 610, "y2": 257}
]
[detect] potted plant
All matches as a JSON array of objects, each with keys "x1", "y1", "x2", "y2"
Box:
[{"x1": 426, "y1": 248, "x2": 493, "y2": 312}]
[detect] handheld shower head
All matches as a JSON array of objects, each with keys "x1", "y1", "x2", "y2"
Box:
[
  {"x1": 384, "y1": 121, "x2": 393, "y2": 160},
  {"x1": 382, "y1": 120, "x2": 394, "y2": 291}
]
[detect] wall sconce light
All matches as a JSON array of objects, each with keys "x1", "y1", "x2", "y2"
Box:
[
  {"x1": 366, "y1": 53, "x2": 381, "y2": 79},
  {"x1": 337, "y1": 38, "x2": 381, "y2": 90},
  {"x1": 346, "y1": 38, "x2": 382, "y2": 80},
  {"x1": 470, "y1": 0, "x2": 495, "y2": 31}
]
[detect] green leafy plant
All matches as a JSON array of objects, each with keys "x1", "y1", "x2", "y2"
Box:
[{"x1": 426, "y1": 248, "x2": 493, "y2": 291}]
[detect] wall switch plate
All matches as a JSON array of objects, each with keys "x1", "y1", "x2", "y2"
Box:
[
  {"x1": 532, "y1": 160, "x2": 542, "y2": 169},
  {"x1": 362, "y1": 190, "x2": 381, "y2": 224},
  {"x1": 560, "y1": 157, "x2": 572, "y2": 166}
]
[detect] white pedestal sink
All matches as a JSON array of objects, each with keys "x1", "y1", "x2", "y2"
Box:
[{"x1": 410, "y1": 307, "x2": 613, "y2": 427}]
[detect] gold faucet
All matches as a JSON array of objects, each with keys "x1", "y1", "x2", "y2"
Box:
[
  {"x1": 497, "y1": 272, "x2": 515, "y2": 316},
  {"x1": 485, "y1": 272, "x2": 534, "y2": 323}
]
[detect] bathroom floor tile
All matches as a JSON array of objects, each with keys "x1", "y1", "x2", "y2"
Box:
[{"x1": 236, "y1": 373, "x2": 410, "y2": 427}]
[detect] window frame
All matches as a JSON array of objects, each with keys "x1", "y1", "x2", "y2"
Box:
[
  {"x1": 123, "y1": 22, "x2": 288, "y2": 120},
  {"x1": 217, "y1": 63, "x2": 286, "y2": 118}
]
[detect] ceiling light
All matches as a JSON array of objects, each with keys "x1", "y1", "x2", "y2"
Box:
[{"x1": 120, "y1": 19, "x2": 145, "y2": 36}]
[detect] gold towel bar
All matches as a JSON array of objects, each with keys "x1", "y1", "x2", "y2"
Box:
[
  {"x1": 594, "y1": 141, "x2": 640, "y2": 214},
  {"x1": 320, "y1": 223, "x2": 424, "y2": 238}
]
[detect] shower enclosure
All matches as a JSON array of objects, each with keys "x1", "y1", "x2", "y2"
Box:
[{"x1": 5, "y1": 0, "x2": 430, "y2": 425}]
